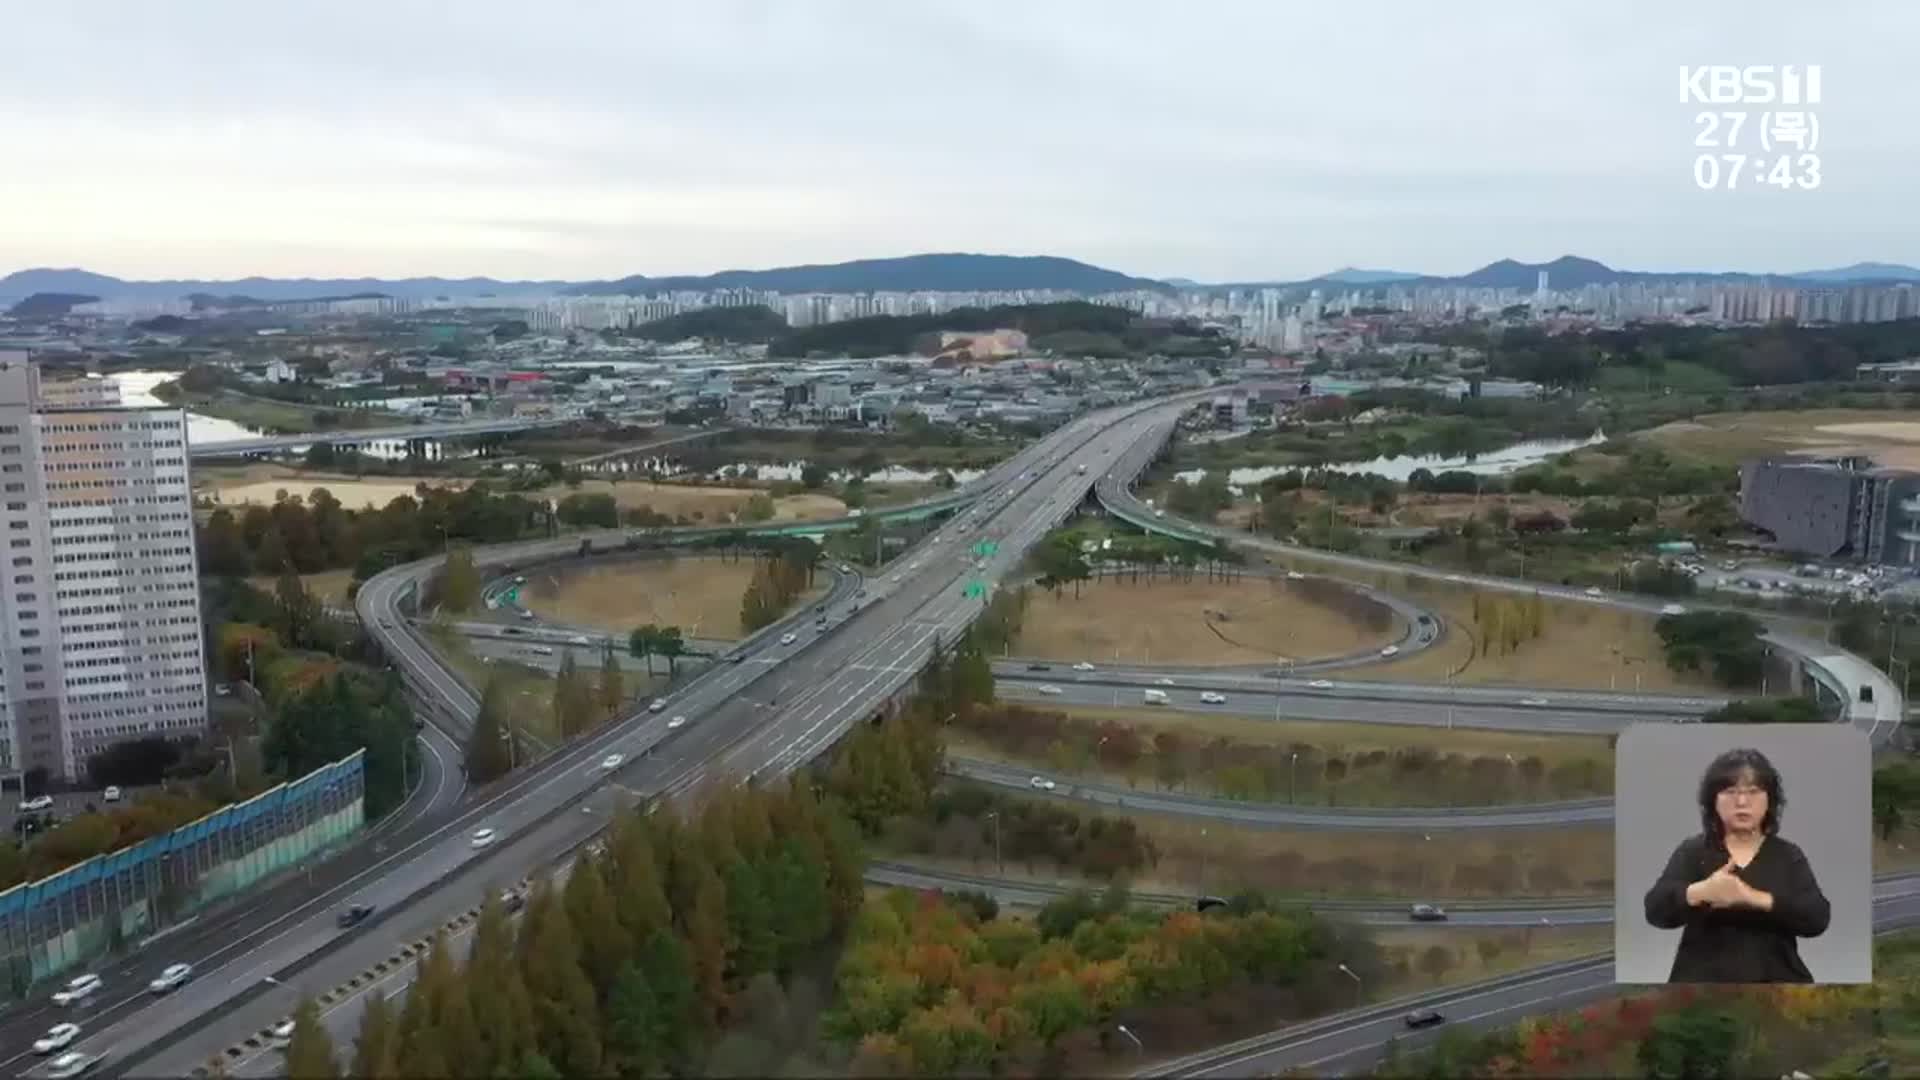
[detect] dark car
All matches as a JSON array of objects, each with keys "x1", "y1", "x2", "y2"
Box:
[
  {"x1": 501, "y1": 889, "x2": 527, "y2": 913},
  {"x1": 1404, "y1": 1009, "x2": 1444, "y2": 1029},
  {"x1": 1027, "y1": 662, "x2": 1051, "y2": 671},
  {"x1": 336, "y1": 903, "x2": 375, "y2": 929}
]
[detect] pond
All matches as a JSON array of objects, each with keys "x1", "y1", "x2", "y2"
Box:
[{"x1": 1175, "y1": 431, "x2": 1607, "y2": 485}]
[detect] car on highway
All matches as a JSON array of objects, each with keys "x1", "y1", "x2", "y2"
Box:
[
  {"x1": 102, "y1": 786, "x2": 121, "y2": 804},
  {"x1": 148, "y1": 962, "x2": 194, "y2": 994},
  {"x1": 518, "y1": 609, "x2": 536, "y2": 621},
  {"x1": 337, "y1": 902, "x2": 376, "y2": 928},
  {"x1": 571, "y1": 635, "x2": 592, "y2": 646},
  {"x1": 1037, "y1": 684, "x2": 1062, "y2": 695},
  {"x1": 600, "y1": 753, "x2": 625, "y2": 770},
  {"x1": 1286, "y1": 571, "x2": 1304, "y2": 580},
  {"x1": 1519, "y1": 697, "x2": 1550, "y2": 707},
  {"x1": 1199, "y1": 691, "x2": 1227, "y2": 704},
  {"x1": 1584, "y1": 586, "x2": 1603, "y2": 597},
  {"x1": 269, "y1": 1018, "x2": 296, "y2": 1044},
  {"x1": 379, "y1": 618, "x2": 393, "y2": 628},
  {"x1": 1404, "y1": 1009, "x2": 1445, "y2": 1029},
  {"x1": 503, "y1": 626, "x2": 526, "y2": 636},
  {"x1": 1153, "y1": 677, "x2": 1175, "y2": 686},
  {"x1": 667, "y1": 715, "x2": 687, "y2": 729},
  {"x1": 780, "y1": 632, "x2": 797, "y2": 645},
  {"x1": 1661, "y1": 603, "x2": 1688, "y2": 615},
  {"x1": 1027, "y1": 662, "x2": 1051, "y2": 671},
  {"x1": 19, "y1": 794, "x2": 53, "y2": 812},
  {"x1": 471, "y1": 827, "x2": 498, "y2": 849},
  {"x1": 1028, "y1": 776, "x2": 1057, "y2": 791},
  {"x1": 1308, "y1": 679, "x2": 1335, "y2": 689},
  {"x1": 1072, "y1": 661, "x2": 1096, "y2": 672},
  {"x1": 1379, "y1": 645, "x2": 1400, "y2": 657},
  {"x1": 46, "y1": 1051, "x2": 102, "y2": 1078},
  {"x1": 51, "y1": 974, "x2": 102, "y2": 1006},
  {"x1": 34, "y1": 1023, "x2": 81, "y2": 1055},
  {"x1": 501, "y1": 887, "x2": 527, "y2": 913},
  {"x1": 1408, "y1": 903, "x2": 1448, "y2": 922},
  {"x1": 649, "y1": 699, "x2": 667, "y2": 712}
]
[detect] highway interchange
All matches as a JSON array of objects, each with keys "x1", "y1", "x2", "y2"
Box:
[{"x1": 9, "y1": 389, "x2": 1906, "y2": 1077}]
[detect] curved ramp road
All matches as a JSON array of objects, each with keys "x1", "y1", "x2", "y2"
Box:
[
  {"x1": 67, "y1": 393, "x2": 1211, "y2": 1078},
  {"x1": 1148, "y1": 885, "x2": 1920, "y2": 1078},
  {"x1": 945, "y1": 757, "x2": 1616, "y2": 829}
]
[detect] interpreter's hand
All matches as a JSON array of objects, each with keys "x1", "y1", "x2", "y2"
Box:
[{"x1": 1688, "y1": 860, "x2": 1748, "y2": 909}]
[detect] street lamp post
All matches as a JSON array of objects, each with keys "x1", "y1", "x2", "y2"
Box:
[
  {"x1": 1289, "y1": 752, "x2": 1299, "y2": 804},
  {"x1": 986, "y1": 811, "x2": 1002, "y2": 874},
  {"x1": 1116, "y1": 1024, "x2": 1144, "y2": 1054},
  {"x1": 1337, "y1": 963, "x2": 1363, "y2": 1000}
]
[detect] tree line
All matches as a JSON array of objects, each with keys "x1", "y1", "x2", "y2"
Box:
[
  {"x1": 285, "y1": 779, "x2": 866, "y2": 1078},
  {"x1": 739, "y1": 541, "x2": 823, "y2": 634}
]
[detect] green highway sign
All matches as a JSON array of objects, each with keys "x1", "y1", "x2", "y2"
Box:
[
  {"x1": 971, "y1": 540, "x2": 998, "y2": 557},
  {"x1": 963, "y1": 581, "x2": 987, "y2": 599}
]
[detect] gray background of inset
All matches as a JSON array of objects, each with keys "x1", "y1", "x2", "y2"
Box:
[{"x1": 1614, "y1": 723, "x2": 1872, "y2": 984}]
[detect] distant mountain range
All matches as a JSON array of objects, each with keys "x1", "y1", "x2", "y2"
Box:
[
  {"x1": 3, "y1": 253, "x2": 1915, "y2": 309},
  {"x1": 1221, "y1": 255, "x2": 1920, "y2": 292}
]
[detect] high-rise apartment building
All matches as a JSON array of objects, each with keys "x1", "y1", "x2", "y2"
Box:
[{"x1": 0, "y1": 352, "x2": 207, "y2": 781}]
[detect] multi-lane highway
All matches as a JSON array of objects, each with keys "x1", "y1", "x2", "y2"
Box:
[{"x1": 42, "y1": 393, "x2": 1205, "y2": 1076}]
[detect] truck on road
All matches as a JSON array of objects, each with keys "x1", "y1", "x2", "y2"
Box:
[{"x1": 1143, "y1": 689, "x2": 1169, "y2": 705}]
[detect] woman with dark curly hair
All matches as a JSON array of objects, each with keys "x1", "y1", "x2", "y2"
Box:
[{"x1": 1643, "y1": 746, "x2": 1831, "y2": 982}]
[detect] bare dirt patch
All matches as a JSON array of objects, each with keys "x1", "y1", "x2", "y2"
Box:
[
  {"x1": 528, "y1": 479, "x2": 845, "y2": 524},
  {"x1": 1013, "y1": 576, "x2": 1394, "y2": 665},
  {"x1": 520, "y1": 555, "x2": 821, "y2": 640}
]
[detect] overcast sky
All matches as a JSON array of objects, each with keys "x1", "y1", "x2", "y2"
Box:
[{"x1": 2, "y1": 0, "x2": 1912, "y2": 283}]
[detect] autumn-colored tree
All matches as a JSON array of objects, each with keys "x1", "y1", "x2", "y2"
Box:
[
  {"x1": 595, "y1": 641, "x2": 625, "y2": 719},
  {"x1": 350, "y1": 992, "x2": 398, "y2": 1079},
  {"x1": 284, "y1": 997, "x2": 339, "y2": 1080},
  {"x1": 519, "y1": 882, "x2": 604, "y2": 1075},
  {"x1": 563, "y1": 854, "x2": 632, "y2": 1000},
  {"x1": 464, "y1": 675, "x2": 514, "y2": 782}
]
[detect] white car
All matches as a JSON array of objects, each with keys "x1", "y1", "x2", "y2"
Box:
[
  {"x1": 34, "y1": 1023, "x2": 80, "y2": 1055},
  {"x1": 667, "y1": 715, "x2": 687, "y2": 730},
  {"x1": 1028, "y1": 776, "x2": 1057, "y2": 791},
  {"x1": 1584, "y1": 586, "x2": 1603, "y2": 597},
  {"x1": 1661, "y1": 603, "x2": 1688, "y2": 616},
  {"x1": 571, "y1": 635, "x2": 592, "y2": 646},
  {"x1": 600, "y1": 753, "x2": 625, "y2": 771},
  {"x1": 470, "y1": 827, "x2": 498, "y2": 850},
  {"x1": 648, "y1": 699, "x2": 667, "y2": 712},
  {"x1": 1072, "y1": 662, "x2": 1096, "y2": 672},
  {"x1": 269, "y1": 1018, "x2": 296, "y2": 1044},
  {"x1": 780, "y1": 633, "x2": 797, "y2": 645},
  {"x1": 19, "y1": 794, "x2": 52, "y2": 813},
  {"x1": 46, "y1": 1052, "x2": 99, "y2": 1079},
  {"x1": 1285, "y1": 571, "x2": 1305, "y2": 581},
  {"x1": 1036, "y1": 685, "x2": 1062, "y2": 696},
  {"x1": 51, "y1": 974, "x2": 101, "y2": 1006},
  {"x1": 148, "y1": 962, "x2": 193, "y2": 994},
  {"x1": 1308, "y1": 679, "x2": 1335, "y2": 690},
  {"x1": 1200, "y1": 691, "x2": 1227, "y2": 705},
  {"x1": 1379, "y1": 645, "x2": 1400, "y2": 657},
  {"x1": 1519, "y1": 697, "x2": 1550, "y2": 707},
  {"x1": 102, "y1": 786, "x2": 121, "y2": 804},
  {"x1": 1154, "y1": 677, "x2": 1175, "y2": 686}
]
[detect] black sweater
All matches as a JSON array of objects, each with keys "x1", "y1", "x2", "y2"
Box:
[{"x1": 1643, "y1": 833, "x2": 1831, "y2": 983}]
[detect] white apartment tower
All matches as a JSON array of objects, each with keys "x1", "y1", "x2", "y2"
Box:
[{"x1": 0, "y1": 352, "x2": 208, "y2": 781}]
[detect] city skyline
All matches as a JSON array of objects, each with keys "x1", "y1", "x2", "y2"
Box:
[{"x1": 5, "y1": 0, "x2": 1913, "y2": 283}]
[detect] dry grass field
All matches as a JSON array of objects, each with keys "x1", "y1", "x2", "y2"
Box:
[
  {"x1": 1638, "y1": 408, "x2": 1920, "y2": 470},
  {"x1": 520, "y1": 555, "x2": 823, "y2": 639},
  {"x1": 1012, "y1": 576, "x2": 1394, "y2": 665},
  {"x1": 248, "y1": 569, "x2": 358, "y2": 607}
]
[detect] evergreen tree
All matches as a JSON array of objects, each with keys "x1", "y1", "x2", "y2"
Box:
[
  {"x1": 437, "y1": 545, "x2": 483, "y2": 613},
  {"x1": 467, "y1": 893, "x2": 537, "y2": 1074},
  {"x1": 637, "y1": 928, "x2": 697, "y2": 1064},
  {"x1": 465, "y1": 675, "x2": 514, "y2": 782},
  {"x1": 563, "y1": 855, "x2": 633, "y2": 1001},
  {"x1": 724, "y1": 857, "x2": 778, "y2": 978},
  {"x1": 596, "y1": 642, "x2": 625, "y2": 719},
  {"x1": 351, "y1": 993, "x2": 397, "y2": 1080},
  {"x1": 520, "y1": 883, "x2": 604, "y2": 1075},
  {"x1": 285, "y1": 997, "x2": 339, "y2": 1080},
  {"x1": 607, "y1": 810, "x2": 673, "y2": 944},
  {"x1": 553, "y1": 652, "x2": 587, "y2": 737},
  {"x1": 604, "y1": 962, "x2": 664, "y2": 1076}
]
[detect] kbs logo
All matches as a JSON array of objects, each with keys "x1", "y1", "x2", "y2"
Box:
[{"x1": 1679, "y1": 65, "x2": 1822, "y2": 105}]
